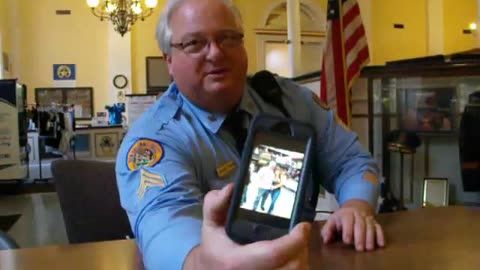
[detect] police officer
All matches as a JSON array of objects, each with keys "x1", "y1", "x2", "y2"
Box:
[{"x1": 116, "y1": 0, "x2": 385, "y2": 269}]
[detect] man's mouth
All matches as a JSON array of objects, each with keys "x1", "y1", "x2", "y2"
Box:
[{"x1": 206, "y1": 68, "x2": 229, "y2": 76}]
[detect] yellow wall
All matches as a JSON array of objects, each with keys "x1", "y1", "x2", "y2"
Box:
[
  {"x1": 0, "y1": 0, "x2": 7, "y2": 54},
  {"x1": 16, "y1": 0, "x2": 109, "y2": 114},
  {"x1": 2, "y1": 0, "x2": 23, "y2": 80},
  {"x1": 358, "y1": 0, "x2": 373, "y2": 62},
  {"x1": 0, "y1": 0, "x2": 167, "y2": 111},
  {"x1": 443, "y1": 0, "x2": 477, "y2": 54},
  {"x1": 0, "y1": 0, "x2": 168, "y2": 110},
  {"x1": 1, "y1": 0, "x2": 478, "y2": 109},
  {"x1": 131, "y1": 2, "x2": 164, "y2": 93},
  {"x1": 372, "y1": 0, "x2": 428, "y2": 65},
  {"x1": 0, "y1": 0, "x2": 14, "y2": 77},
  {"x1": 427, "y1": 0, "x2": 444, "y2": 55}
]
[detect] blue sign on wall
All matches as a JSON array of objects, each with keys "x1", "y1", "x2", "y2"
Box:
[{"x1": 53, "y1": 64, "x2": 76, "y2": 80}]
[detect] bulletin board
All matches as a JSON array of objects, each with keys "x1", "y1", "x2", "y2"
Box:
[{"x1": 35, "y1": 87, "x2": 93, "y2": 120}]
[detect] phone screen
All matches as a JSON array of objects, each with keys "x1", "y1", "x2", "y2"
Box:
[{"x1": 239, "y1": 132, "x2": 307, "y2": 220}]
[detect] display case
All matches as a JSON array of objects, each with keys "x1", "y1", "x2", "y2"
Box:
[{"x1": 361, "y1": 49, "x2": 480, "y2": 207}]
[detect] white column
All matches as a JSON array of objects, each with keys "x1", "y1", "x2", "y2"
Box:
[
  {"x1": 427, "y1": 0, "x2": 444, "y2": 55},
  {"x1": 107, "y1": 24, "x2": 132, "y2": 105},
  {"x1": 287, "y1": 0, "x2": 302, "y2": 77}
]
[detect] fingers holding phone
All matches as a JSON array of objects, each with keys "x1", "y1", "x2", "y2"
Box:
[{"x1": 186, "y1": 184, "x2": 311, "y2": 270}]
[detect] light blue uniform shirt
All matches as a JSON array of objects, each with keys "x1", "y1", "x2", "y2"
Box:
[{"x1": 115, "y1": 77, "x2": 379, "y2": 270}]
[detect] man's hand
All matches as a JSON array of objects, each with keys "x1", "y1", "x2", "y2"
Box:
[
  {"x1": 320, "y1": 199, "x2": 385, "y2": 252},
  {"x1": 184, "y1": 184, "x2": 311, "y2": 270}
]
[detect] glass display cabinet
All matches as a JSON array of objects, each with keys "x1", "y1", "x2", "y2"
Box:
[{"x1": 361, "y1": 49, "x2": 480, "y2": 208}]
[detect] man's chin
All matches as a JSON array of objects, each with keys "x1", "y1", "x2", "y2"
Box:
[{"x1": 204, "y1": 81, "x2": 238, "y2": 94}]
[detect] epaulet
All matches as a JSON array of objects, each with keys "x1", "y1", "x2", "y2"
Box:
[
  {"x1": 153, "y1": 89, "x2": 182, "y2": 128},
  {"x1": 129, "y1": 87, "x2": 181, "y2": 134}
]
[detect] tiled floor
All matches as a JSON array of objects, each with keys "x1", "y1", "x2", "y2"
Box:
[{"x1": 0, "y1": 193, "x2": 68, "y2": 248}]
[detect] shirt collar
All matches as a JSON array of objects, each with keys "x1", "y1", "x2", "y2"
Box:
[
  {"x1": 179, "y1": 85, "x2": 260, "y2": 134},
  {"x1": 179, "y1": 91, "x2": 226, "y2": 134}
]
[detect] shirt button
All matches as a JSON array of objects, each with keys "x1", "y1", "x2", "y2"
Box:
[{"x1": 208, "y1": 115, "x2": 217, "y2": 122}]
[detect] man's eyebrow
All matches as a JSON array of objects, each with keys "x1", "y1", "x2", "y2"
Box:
[
  {"x1": 178, "y1": 29, "x2": 242, "y2": 38},
  {"x1": 180, "y1": 32, "x2": 202, "y2": 37}
]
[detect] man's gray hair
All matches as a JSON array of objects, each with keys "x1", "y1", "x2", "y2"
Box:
[{"x1": 156, "y1": 0, "x2": 243, "y2": 55}]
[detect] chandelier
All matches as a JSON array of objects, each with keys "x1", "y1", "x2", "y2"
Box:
[{"x1": 86, "y1": 0, "x2": 158, "y2": 36}]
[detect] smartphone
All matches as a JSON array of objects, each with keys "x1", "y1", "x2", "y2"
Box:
[{"x1": 226, "y1": 114, "x2": 317, "y2": 244}]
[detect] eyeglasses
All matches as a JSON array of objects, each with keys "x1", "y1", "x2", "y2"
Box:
[{"x1": 170, "y1": 31, "x2": 244, "y2": 56}]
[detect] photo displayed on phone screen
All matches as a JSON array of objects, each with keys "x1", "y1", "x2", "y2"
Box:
[{"x1": 240, "y1": 144, "x2": 305, "y2": 219}]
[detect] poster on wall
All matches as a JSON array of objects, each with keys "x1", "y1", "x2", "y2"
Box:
[
  {"x1": 126, "y1": 94, "x2": 158, "y2": 127},
  {"x1": 53, "y1": 64, "x2": 76, "y2": 87}
]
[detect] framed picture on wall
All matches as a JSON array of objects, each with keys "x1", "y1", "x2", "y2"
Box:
[
  {"x1": 35, "y1": 87, "x2": 94, "y2": 120},
  {"x1": 94, "y1": 132, "x2": 119, "y2": 158},
  {"x1": 398, "y1": 88, "x2": 456, "y2": 134},
  {"x1": 146, "y1": 56, "x2": 172, "y2": 94}
]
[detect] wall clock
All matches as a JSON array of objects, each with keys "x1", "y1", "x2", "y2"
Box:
[{"x1": 113, "y1": 74, "x2": 128, "y2": 89}]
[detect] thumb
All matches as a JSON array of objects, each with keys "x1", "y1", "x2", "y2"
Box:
[
  {"x1": 203, "y1": 183, "x2": 234, "y2": 228},
  {"x1": 239, "y1": 222, "x2": 312, "y2": 269}
]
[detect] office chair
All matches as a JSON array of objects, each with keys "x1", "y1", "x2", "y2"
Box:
[
  {"x1": 0, "y1": 230, "x2": 19, "y2": 250},
  {"x1": 51, "y1": 160, "x2": 133, "y2": 244}
]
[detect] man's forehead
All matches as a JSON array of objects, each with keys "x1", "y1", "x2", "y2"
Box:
[{"x1": 169, "y1": 0, "x2": 238, "y2": 32}]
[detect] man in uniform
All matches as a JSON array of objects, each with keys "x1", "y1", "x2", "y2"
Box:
[{"x1": 116, "y1": 0, "x2": 385, "y2": 269}]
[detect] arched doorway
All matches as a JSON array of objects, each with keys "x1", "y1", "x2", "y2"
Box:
[{"x1": 255, "y1": 0, "x2": 326, "y2": 77}]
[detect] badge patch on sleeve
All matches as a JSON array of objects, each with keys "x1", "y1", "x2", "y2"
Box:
[
  {"x1": 127, "y1": 139, "x2": 164, "y2": 171},
  {"x1": 363, "y1": 172, "x2": 378, "y2": 184},
  {"x1": 137, "y1": 169, "x2": 166, "y2": 200}
]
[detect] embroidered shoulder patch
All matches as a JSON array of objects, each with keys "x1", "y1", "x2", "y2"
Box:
[
  {"x1": 137, "y1": 169, "x2": 166, "y2": 200},
  {"x1": 363, "y1": 172, "x2": 378, "y2": 184},
  {"x1": 127, "y1": 139, "x2": 164, "y2": 171},
  {"x1": 312, "y1": 93, "x2": 330, "y2": 110}
]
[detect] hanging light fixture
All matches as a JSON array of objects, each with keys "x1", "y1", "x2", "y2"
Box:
[{"x1": 86, "y1": 0, "x2": 158, "y2": 36}]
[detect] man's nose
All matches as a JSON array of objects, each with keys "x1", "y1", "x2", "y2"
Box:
[{"x1": 205, "y1": 40, "x2": 224, "y2": 60}]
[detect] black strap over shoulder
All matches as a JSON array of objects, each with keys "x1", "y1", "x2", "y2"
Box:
[
  {"x1": 248, "y1": 70, "x2": 291, "y2": 118},
  {"x1": 248, "y1": 70, "x2": 319, "y2": 222}
]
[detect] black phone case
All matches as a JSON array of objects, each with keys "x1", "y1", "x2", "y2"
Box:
[{"x1": 225, "y1": 114, "x2": 316, "y2": 244}]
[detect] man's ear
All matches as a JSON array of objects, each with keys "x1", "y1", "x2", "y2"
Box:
[{"x1": 164, "y1": 53, "x2": 173, "y2": 76}]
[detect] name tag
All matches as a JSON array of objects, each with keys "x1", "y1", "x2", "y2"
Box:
[{"x1": 216, "y1": 160, "x2": 237, "y2": 179}]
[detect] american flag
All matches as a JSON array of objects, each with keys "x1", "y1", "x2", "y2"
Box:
[{"x1": 320, "y1": 0, "x2": 369, "y2": 126}]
